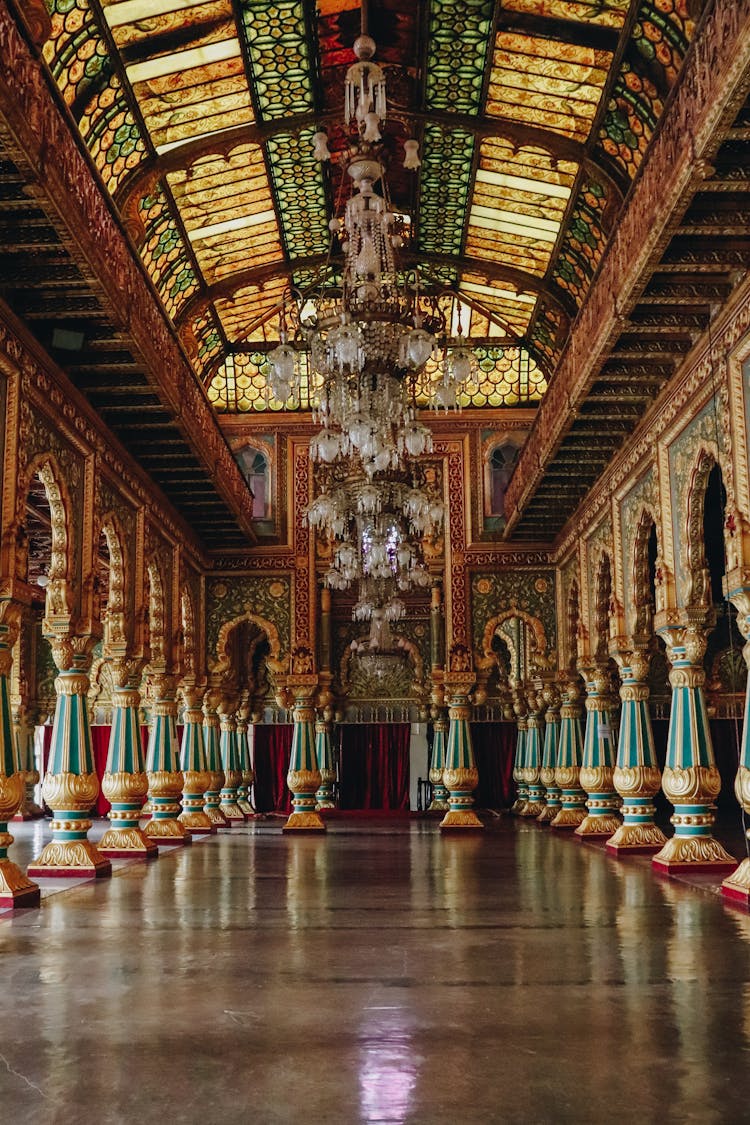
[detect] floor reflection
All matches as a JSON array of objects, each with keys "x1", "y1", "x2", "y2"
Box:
[{"x1": 358, "y1": 1007, "x2": 419, "y2": 1125}]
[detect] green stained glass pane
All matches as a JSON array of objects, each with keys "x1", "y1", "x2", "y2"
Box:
[
  {"x1": 266, "y1": 130, "x2": 329, "y2": 259},
  {"x1": 138, "y1": 183, "x2": 199, "y2": 319},
  {"x1": 425, "y1": 0, "x2": 494, "y2": 114},
  {"x1": 239, "y1": 0, "x2": 314, "y2": 120},
  {"x1": 419, "y1": 124, "x2": 474, "y2": 256}
]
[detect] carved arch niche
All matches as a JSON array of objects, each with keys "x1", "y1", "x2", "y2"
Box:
[
  {"x1": 15, "y1": 454, "x2": 73, "y2": 624},
  {"x1": 212, "y1": 612, "x2": 284, "y2": 717},
  {"x1": 684, "y1": 447, "x2": 723, "y2": 612},
  {"x1": 566, "y1": 577, "x2": 580, "y2": 672},
  {"x1": 481, "y1": 607, "x2": 552, "y2": 682},
  {"x1": 97, "y1": 514, "x2": 128, "y2": 653}
]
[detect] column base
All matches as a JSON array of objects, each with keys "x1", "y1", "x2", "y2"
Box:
[
  {"x1": 28, "y1": 839, "x2": 112, "y2": 879},
  {"x1": 519, "y1": 800, "x2": 545, "y2": 818},
  {"x1": 721, "y1": 858, "x2": 750, "y2": 905},
  {"x1": 439, "y1": 809, "x2": 484, "y2": 831},
  {"x1": 179, "y1": 810, "x2": 216, "y2": 836},
  {"x1": 606, "y1": 822, "x2": 667, "y2": 855},
  {"x1": 283, "y1": 810, "x2": 326, "y2": 831},
  {"x1": 98, "y1": 825, "x2": 159, "y2": 860},
  {"x1": 238, "y1": 798, "x2": 255, "y2": 818},
  {"x1": 315, "y1": 797, "x2": 337, "y2": 811},
  {"x1": 143, "y1": 819, "x2": 191, "y2": 846},
  {"x1": 219, "y1": 804, "x2": 245, "y2": 825},
  {"x1": 537, "y1": 805, "x2": 559, "y2": 824},
  {"x1": 427, "y1": 798, "x2": 449, "y2": 812},
  {"x1": 205, "y1": 806, "x2": 228, "y2": 827},
  {"x1": 510, "y1": 797, "x2": 527, "y2": 815},
  {"x1": 652, "y1": 834, "x2": 736, "y2": 874},
  {"x1": 576, "y1": 812, "x2": 622, "y2": 838},
  {"x1": 0, "y1": 859, "x2": 40, "y2": 908},
  {"x1": 550, "y1": 807, "x2": 586, "y2": 830}
]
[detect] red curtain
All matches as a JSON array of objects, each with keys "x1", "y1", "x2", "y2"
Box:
[
  {"x1": 253, "y1": 724, "x2": 293, "y2": 813},
  {"x1": 471, "y1": 722, "x2": 516, "y2": 808},
  {"x1": 91, "y1": 727, "x2": 111, "y2": 815},
  {"x1": 339, "y1": 724, "x2": 410, "y2": 810}
]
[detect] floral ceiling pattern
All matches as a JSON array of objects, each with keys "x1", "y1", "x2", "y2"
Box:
[{"x1": 42, "y1": 0, "x2": 700, "y2": 409}]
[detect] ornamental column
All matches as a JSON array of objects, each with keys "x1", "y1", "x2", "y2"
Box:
[
  {"x1": 722, "y1": 582, "x2": 750, "y2": 903},
  {"x1": 537, "y1": 682, "x2": 561, "y2": 823},
  {"x1": 29, "y1": 635, "x2": 111, "y2": 878},
  {"x1": 236, "y1": 703, "x2": 255, "y2": 818},
  {"x1": 218, "y1": 700, "x2": 244, "y2": 825},
  {"x1": 12, "y1": 704, "x2": 42, "y2": 820},
  {"x1": 652, "y1": 621, "x2": 734, "y2": 873},
  {"x1": 178, "y1": 685, "x2": 214, "y2": 836},
  {"x1": 427, "y1": 714, "x2": 449, "y2": 811},
  {"x1": 576, "y1": 664, "x2": 621, "y2": 838},
  {"x1": 440, "y1": 672, "x2": 483, "y2": 831},
  {"x1": 284, "y1": 676, "x2": 325, "y2": 832},
  {"x1": 551, "y1": 676, "x2": 586, "y2": 830},
  {"x1": 143, "y1": 673, "x2": 190, "y2": 846},
  {"x1": 520, "y1": 683, "x2": 545, "y2": 818},
  {"x1": 510, "y1": 681, "x2": 528, "y2": 814},
  {"x1": 0, "y1": 606, "x2": 40, "y2": 907},
  {"x1": 98, "y1": 661, "x2": 157, "y2": 860},
  {"x1": 315, "y1": 718, "x2": 336, "y2": 810},
  {"x1": 202, "y1": 692, "x2": 227, "y2": 827},
  {"x1": 606, "y1": 644, "x2": 667, "y2": 855}
]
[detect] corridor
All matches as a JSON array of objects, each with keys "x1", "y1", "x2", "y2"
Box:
[{"x1": 2, "y1": 819, "x2": 750, "y2": 1125}]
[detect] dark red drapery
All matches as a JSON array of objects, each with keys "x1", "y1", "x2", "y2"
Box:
[
  {"x1": 339, "y1": 723, "x2": 410, "y2": 810},
  {"x1": 252, "y1": 724, "x2": 293, "y2": 813},
  {"x1": 471, "y1": 722, "x2": 517, "y2": 808}
]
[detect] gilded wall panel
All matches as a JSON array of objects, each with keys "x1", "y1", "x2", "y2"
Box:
[
  {"x1": 668, "y1": 397, "x2": 722, "y2": 604},
  {"x1": 583, "y1": 513, "x2": 613, "y2": 643},
  {"x1": 206, "y1": 574, "x2": 291, "y2": 666},
  {"x1": 332, "y1": 613, "x2": 430, "y2": 703},
  {"x1": 470, "y1": 569, "x2": 557, "y2": 658},
  {"x1": 620, "y1": 466, "x2": 658, "y2": 635}
]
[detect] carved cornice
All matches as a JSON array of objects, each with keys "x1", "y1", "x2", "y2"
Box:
[
  {"x1": 553, "y1": 272, "x2": 750, "y2": 562},
  {"x1": 0, "y1": 304, "x2": 206, "y2": 570},
  {"x1": 0, "y1": 4, "x2": 255, "y2": 542},
  {"x1": 506, "y1": 0, "x2": 750, "y2": 532}
]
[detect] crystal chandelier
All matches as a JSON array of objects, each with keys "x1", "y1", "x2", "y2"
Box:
[
  {"x1": 350, "y1": 609, "x2": 409, "y2": 684},
  {"x1": 267, "y1": 15, "x2": 464, "y2": 622}
]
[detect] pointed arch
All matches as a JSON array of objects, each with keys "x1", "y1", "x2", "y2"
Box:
[
  {"x1": 213, "y1": 611, "x2": 284, "y2": 686},
  {"x1": 145, "y1": 556, "x2": 167, "y2": 668},
  {"x1": 684, "y1": 446, "x2": 721, "y2": 610},
  {"x1": 481, "y1": 607, "x2": 550, "y2": 674},
  {"x1": 180, "y1": 583, "x2": 197, "y2": 678},
  {"x1": 632, "y1": 507, "x2": 658, "y2": 638},
  {"x1": 594, "y1": 552, "x2": 612, "y2": 658},
  {"x1": 99, "y1": 512, "x2": 128, "y2": 648},
  {"x1": 17, "y1": 453, "x2": 73, "y2": 619}
]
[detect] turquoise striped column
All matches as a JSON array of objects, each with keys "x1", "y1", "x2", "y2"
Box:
[
  {"x1": 284, "y1": 683, "x2": 325, "y2": 831},
  {"x1": 202, "y1": 702, "x2": 226, "y2": 826},
  {"x1": 521, "y1": 690, "x2": 545, "y2": 818},
  {"x1": 179, "y1": 693, "x2": 214, "y2": 835},
  {"x1": 29, "y1": 642, "x2": 111, "y2": 878},
  {"x1": 315, "y1": 718, "x2": 337, "y2": 810},
  {"x1": 653, "y1": 624, "x2": 734, "y2": 873},
  {"x1": 12, "y1": 706, "x2": 42, "y2": 821},
  {"x1": 219, "y1": 711, "x2": 244, "y2": 824},
  {"x1": 144, "y1": 679, "x2": 189, "y2": 846},
  {"x1": 607, "y1": 649, "x2": 666, "y2": 855},
  {"x1": 538, "y1": 686, "x2": 561, "y2": 823},
  {"x1": 0, "y1": 617, "x2": 40, "y2": 907},
  {"x1": 427, "y1": 716, "x2": 449, "y2": 811},
  {"x1": 551, "y1": 678, "x2": 586, "y2": 829},
  {"x1": 576, "y1": 667, "x2": 621, "y2": 838},
  {"x1": 440, "y1": 683, "x2": 483, "y2": 831},
  {"x1": 510, "y1": 715, "x2": 528, "y2": 814},
  {"x1": 99, "y1": 682, "x2": 157, "y2": 859},
  {"x1": 237, "y1": 713, "x2": 254, "y2": 817},
  {"x1": 722, "y1": 626, "x2": 750, "y2": 900}
]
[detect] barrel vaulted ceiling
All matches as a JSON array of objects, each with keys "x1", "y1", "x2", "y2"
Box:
[
  {"x1": 6, "y1": 0, "x2": 750, "y2": 546},
  {"x1": 39, "y1": 0, "x2": 699, "y2": 413}
]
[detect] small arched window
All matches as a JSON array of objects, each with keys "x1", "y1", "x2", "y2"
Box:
[
  {"x1": 235, "y1": 445, "x2": 272, "y2": 520},
  {"x1": 487, "y1": 439, "x2": 522, "y2": 517}
]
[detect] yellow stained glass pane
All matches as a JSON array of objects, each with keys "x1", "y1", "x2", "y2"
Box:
[
  {"x1": 466, "y1": 139, "x2": 576, "y2": 279},
  {"x1": 215, "y1": 276, "x2": 288, "y2": 341},
  {"x1": 168, "y1": 143, "x2": 282, "y2": 285},
  {"x1": 502, "y1": 0, "x2": 628, "y2": 28},
  {"x1": 459, "y1": 275, "x2": 537, "y2": 335},
  {"x1": 486, "y1": 32, "x2": 611, "y2": 142}
]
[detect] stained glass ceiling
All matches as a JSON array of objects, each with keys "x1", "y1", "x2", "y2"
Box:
[{"x1": 42, "y1": 0, "x2": 699, "y2": 411}]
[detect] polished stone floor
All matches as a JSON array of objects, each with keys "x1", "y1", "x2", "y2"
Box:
[{"x1": 3, "y1": 817, "x2": 750, "y2": 1124}]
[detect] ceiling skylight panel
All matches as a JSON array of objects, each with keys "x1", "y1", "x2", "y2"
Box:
[
  {"x1": 124, "y1": 39, "x2": 240, "y2": 84},
  {"x1": 486, "y1": 33, "x2": 610, "y2": 142},
  {"x1": 501, "y1": 0, "x2": 628, "y2": 28},
  {"x1": 102, "y1": 0, "x2": 213, "y2": 27}
]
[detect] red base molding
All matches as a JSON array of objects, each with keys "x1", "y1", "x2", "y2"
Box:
[
  {"x1": 652, "y1": 857, "x2": 736, "y2": 875},
  {"x1": 0, "y1": 885, "x2": 41, "y2": 909}
]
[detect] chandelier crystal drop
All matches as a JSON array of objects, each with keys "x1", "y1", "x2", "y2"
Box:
[{"x1": 268, "y1": 25, "x2": 464, "y2": 625}]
